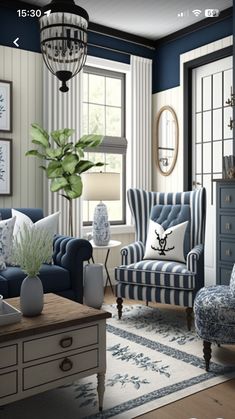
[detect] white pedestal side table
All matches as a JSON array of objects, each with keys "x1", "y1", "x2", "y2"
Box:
[{"x1": 90, "y1": 240, "x2": 121, "y2": 294}]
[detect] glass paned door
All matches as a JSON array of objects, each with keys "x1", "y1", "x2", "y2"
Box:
[{"x1": 192, "y1": 56, "x2": 233, "y2": 285}]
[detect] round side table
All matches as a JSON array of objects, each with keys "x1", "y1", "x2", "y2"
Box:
[{"x1": 90, "y1": 240, "x2": 121, "y2": 294}]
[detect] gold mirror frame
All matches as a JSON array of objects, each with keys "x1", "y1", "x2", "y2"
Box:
[{"x1": 155, "y1": 106, "x2": 179, "y2": 176}]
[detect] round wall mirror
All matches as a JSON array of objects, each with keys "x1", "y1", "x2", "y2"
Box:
[{"x1": 155, "y1": 106, "x2": 179, "y2": 176}]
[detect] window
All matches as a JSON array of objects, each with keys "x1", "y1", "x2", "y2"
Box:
[{"x1": 82, "y1": 66, "x2": 126, "y2": 225}]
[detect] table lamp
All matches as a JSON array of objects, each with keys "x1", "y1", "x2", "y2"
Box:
[{"x1": 82, "y1": 172, "x2": 120, "y2": 246}]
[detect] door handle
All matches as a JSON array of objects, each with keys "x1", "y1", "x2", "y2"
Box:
[
  {"x1": 225, "y1": 248, "x2": 232, "y2": 257},
  {"x1": 225, "y1": 223, "x2": 231, "y2": 231}
]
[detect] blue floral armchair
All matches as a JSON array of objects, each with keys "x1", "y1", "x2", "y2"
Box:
[{"x1": 115, "y1": 188, "x2": 206, "y2": 330}]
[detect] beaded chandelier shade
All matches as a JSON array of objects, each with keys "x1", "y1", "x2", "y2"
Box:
[{"x1": 39, "y1": 0, "x2": 89, "y2": 93}]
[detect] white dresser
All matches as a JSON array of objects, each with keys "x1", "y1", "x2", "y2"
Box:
[{"x1": 0, "y1": 294, "x2": 111, "y2": 412}]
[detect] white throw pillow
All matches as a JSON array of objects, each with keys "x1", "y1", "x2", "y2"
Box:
[
  {"x1": 12, "y1": 209, "x2": 60, "y2": 238},
  {"x1": 0, "y1": 216, "x2": 16, "y2": 268},
  {"x1": 144, "y1": 220, "x2": 188, "y2": 263}
]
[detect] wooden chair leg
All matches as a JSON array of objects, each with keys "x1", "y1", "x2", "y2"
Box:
[
  {"x1": 186, "y1": 307, "x2": 193, "y2": 331},
  {"x1": 116, "y1": 297, "x2": 123, "y2": 319},
  {"x1": 146, "y1": 300, "x2": 148, "y2": 306},
  {"x1": 203, "y1": 340, "x2": 212, "y2": 371}
]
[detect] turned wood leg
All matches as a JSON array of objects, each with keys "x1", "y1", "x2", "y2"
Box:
[
  {"x1": 186, "y1": 307, "x2": 193, "y2": 331},
  {"x1": 146, "y1": 300, "x2": 149, "y2": 306},
  {"x1": 116, "y1": 297, "x2": 123, "y2": 319},
  {"x1": 97, "y1": 372, "x2": 105, "y2": 412},
  {"x1": 203, "y1": 340, "x2": 212, "y2": 371}
]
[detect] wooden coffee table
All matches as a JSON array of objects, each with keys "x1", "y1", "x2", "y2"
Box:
[{"x1": 0, "y1": 293, "x2": 111, "y2": 412}]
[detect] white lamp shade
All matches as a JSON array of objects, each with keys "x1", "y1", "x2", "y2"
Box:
[{"x1": 82, "y1": 172, "x2": 120, "y2": 201}]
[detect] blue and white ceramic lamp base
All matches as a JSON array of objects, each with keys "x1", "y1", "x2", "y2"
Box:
[{"x1": 92, "y1": 202, "x2": 110, "y2": 246}]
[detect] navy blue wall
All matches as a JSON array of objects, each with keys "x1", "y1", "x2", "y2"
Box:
[
  {"x1": 0, "y1": 3, "x2": 232, "y2": 94},
  {"x1": 0, "y1": 5, "x2": 153, "y2": 64},
  {"x1": 153, "y1": 16, "x2": 233, "y2": 93}
]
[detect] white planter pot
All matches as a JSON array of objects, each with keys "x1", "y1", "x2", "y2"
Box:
[
  {"x1": 84, "y1": 264, "x2": 104, "y2": 309},
  {"x1": 20, "y1": 276, "x2": 44, "y2": 317}
]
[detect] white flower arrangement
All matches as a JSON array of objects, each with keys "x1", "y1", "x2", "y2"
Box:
[{"x1": 12, "y1": 224, "x2": 53, "y2": 278}]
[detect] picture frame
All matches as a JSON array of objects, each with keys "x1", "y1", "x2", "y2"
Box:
[
  {"x1": 0, "y1": 80, "x2": 12, "y2": 132},
  {"x1": 0, "y1": 139, "x2": 12, "y2": 196}
]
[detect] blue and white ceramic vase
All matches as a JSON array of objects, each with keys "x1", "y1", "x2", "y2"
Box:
[
  {"x1": 92, "y1": 202, "x2": 110, "y2": 246},
  {"x1": 20, "y1": 276, "x2": 44, "y2": 317}
]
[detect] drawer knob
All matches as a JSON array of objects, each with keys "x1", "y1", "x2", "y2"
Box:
[
  {"x1": 59, "y1": 357, "x2": 73, "y2": 372},
  {"x1": 60, "y1": 337, "x2": 73, "y2": 348},
  {"x1": 225, "y1": 195, "x2": 231, "y2": 203},
  {"x1": 225, "y1": 248, "x2": 232, "y2": 257},
  {"x1": 225, "y1": 223, "x2": 231, "y2": 231}
]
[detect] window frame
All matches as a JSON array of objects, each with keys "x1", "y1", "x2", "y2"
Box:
[{"x1": 82, "y1": 65, "x2": 127, "y2": 226}]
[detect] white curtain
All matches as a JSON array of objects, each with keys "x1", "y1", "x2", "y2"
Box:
[
  {"x1": 130, "y1": 55, "x2": 152, "y2": 191},
  {"x1": 43, "y1": 65, "x2": 83, "y2": 237}
]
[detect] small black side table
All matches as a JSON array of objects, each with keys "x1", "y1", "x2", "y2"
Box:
[{"x1": 90, "y1": 240, "x2": 121, "y2": 293}]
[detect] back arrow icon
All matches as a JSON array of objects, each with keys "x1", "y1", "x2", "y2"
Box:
[{"x1": 13, "y1": 38, "x2": 19, "y2": 47}]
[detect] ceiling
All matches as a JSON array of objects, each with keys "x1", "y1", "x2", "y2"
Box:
[{"x1": 20, "y1": 0, "x2": 232, "y2": 40}]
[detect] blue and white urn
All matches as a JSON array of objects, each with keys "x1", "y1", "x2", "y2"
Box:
[{"x1": 92, "y1": 202, "x2": 110, "y2": 246}]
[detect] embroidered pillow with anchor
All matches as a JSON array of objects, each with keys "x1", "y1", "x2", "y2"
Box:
[{"x1": 144, "y1": 220, "x2": 188, "y2": 263}]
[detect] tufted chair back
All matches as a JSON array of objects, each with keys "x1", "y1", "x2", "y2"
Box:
[{"x1": 127, "y1": 188, "x2": 206, "y2": 249}]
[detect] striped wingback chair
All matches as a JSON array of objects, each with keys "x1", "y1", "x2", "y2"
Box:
[{"x1": 115, "y1": 188, "x2": 206, "y2": 329}]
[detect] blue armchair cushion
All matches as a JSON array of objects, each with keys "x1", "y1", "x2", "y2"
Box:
[
  {"x1": 150, "y1": 204, "x2": 191, "y2": 258},
  {"x1": 0, "y1": 264, "x2": 71, "y2": 297},
  {"x1": 116, "y1": 260, "x2": 195, "y2": 290}
]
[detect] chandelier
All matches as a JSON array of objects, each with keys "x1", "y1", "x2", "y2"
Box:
[{"x1": 39, "y1": 0, "x2": 89, "y2": 93}]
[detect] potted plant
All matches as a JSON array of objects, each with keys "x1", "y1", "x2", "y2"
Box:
[
  {"x1": 26, "y1": 123, "x2": 104, "y2": 235},
  {"x1": 12, "y1": 224, "x2": 53, "y2": 316}
]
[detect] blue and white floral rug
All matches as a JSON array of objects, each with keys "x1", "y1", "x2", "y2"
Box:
[{"x1": 2, "y1": 304, "x2": 235, "y2": 419}]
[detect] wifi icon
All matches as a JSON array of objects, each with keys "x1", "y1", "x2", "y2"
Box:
[{"x1": 192, "y1": 9, "x2": 202, "y2": 17}]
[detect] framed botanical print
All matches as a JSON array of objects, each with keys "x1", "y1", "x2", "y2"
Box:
[
  {"x1": 0, "y1": 139, "x2": 12, "y2": 195},
  {"x1": 0, "y1": 80, "x2": 12, "y2": 132}
]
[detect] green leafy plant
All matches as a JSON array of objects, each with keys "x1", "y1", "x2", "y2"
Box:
[
  {"x1": 12, "y1": 224, "x2": 53, "y2": 278},
  {"x1": 26, "y1": 123, "x2": 104, "y2": 235}
]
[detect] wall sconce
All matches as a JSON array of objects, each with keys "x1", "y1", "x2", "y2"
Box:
[
  {"x1": 226, "y1": 87, "x2": 235, "y2": 130},
  {"x1": 226, "y1": 87, "x2": 235, "y2": 107},
  {"x1": 228, "y1": 117, "x2": 235, "y2": 130}
]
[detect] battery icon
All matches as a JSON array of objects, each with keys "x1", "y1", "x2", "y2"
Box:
[{"x1": 205, "y1": 9, "x2": 220, "y2": 17}]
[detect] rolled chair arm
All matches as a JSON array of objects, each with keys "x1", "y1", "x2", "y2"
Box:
[
  {"x1": 187, "y1": 244, "x2": 204, "y2": 274},
  {"x1": 53, "y1": 235, "x2": 93, "y2": 303},
  {"x1": 121, "y1": 241, "x2": 145, "y2": 265}
]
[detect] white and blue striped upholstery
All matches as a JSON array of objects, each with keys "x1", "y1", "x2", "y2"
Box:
[{"x1": 115, "y1": 188, "x2": 206, "y2": 308}]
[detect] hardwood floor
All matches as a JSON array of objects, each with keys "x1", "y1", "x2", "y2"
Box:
[{"x1": 104, "y1": 288, "x2": 235, "y2": 419}]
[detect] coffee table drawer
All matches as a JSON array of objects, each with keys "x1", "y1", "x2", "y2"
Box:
[
  {"x1": 0, "y1": 371, "x2": 17, "y2": 398},
  {"x1": 23, "y1": 325, "x2": 98, "y2": 362},
  {"x1": 23, "y1": 349, "x2": 98, "y2": 390},
  {"x1": 0, "y1": 345, "x2": 17, "y2": 369}
]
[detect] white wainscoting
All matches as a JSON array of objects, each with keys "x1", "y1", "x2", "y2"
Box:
[
  {"x1": 152, "y1": 35, "x2": 233, "y2": 194},
  {"x1": 0, "y1": 46, "x2": 43, "y2": 209}
]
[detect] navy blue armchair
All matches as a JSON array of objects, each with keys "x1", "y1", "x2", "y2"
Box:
[{"x1": 0, "y1": 208, "x2": 92, "y2": 303}]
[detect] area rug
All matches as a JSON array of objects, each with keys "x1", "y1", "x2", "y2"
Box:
[{"x1": 2, "y1": 304, "x2": 235, "y2": 419}]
